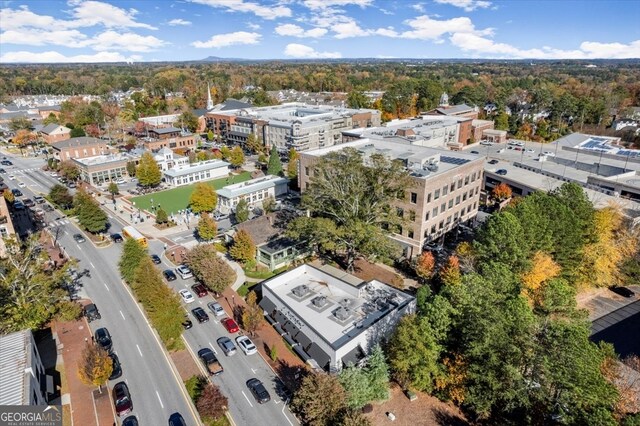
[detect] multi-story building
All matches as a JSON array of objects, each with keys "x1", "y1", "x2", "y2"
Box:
[
  {"x1": 259, "y1": 263, "x2": 415, "y2": 372},
  {"x1": 163, "y1": 159, "x2": 230, "y2": 187},
  {"x1": 0, "y1": 329, "x2": 49, "y2": 405},
  {"x1": 205, "y1": 103, "x2": 381, "y2": 152},
  {"x1": 37, "y1": 124, "x2": 71, "y2": 144},
  {"x1": 298, "y1": 139, "x2": 485, "y2": 258},
  {"x1": 216, "y1": 175, "x2": 289, "y2": 213},
  {"x1": 73, "y1": 153, "x2": 133, "y2": 185},
  {"x1": 51, "y1": 137, "x2": 112, "y2": 161},
  {"x1": 142, "y1": 127, "x2": 198, "y2": 152}
]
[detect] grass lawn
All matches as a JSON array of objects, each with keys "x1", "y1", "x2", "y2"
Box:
[{"x1": 130, "y1": 171, "x2": 251, "y2": 214}]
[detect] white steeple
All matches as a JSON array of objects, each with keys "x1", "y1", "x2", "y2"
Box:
[
  {"x1": 206, "y1": 82, "x2": 213, "y2": 111},
  {"x1": 439, "y1": 92, "x2": 449, "y2": 108}
]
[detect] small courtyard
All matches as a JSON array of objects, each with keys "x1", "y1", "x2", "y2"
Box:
[{"x1": 129, "y1": 171, "x2": 251, "y2": 214}]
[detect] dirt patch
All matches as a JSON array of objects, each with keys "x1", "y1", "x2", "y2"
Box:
[
  {"x1": 351, "y1": 259, "x2": 404, "y2": 288},
  {"x1": 364, "y1": 384, "x2": 467, "y2": 426},
  {"x1": 171, "y1": 348, "x2": 202, "y2": 381}
]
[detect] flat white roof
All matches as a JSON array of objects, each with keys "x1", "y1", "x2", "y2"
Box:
[
  {"x1": 163, "y1": 159, "x2": 230, "y2": 177},
  {"x1": 0, "y1": 330, "x2": 31, "y2": 405},
  {"x1": 217, "y1": 175, "x2": 288, "y2": 199},
  {"x1": 74, "y1": 153, "x2": 132, "y2": 166},
  {"x1": 262, "y1": 264, "x2": 414, "y2": 350}
]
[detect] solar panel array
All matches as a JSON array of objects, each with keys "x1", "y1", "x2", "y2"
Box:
[
  {"x1": 440, "y1": 156, "x2": 471, "y2": 165},
  {"x1": 579, "y1": 137, "x2": 640, "y2": 158}
]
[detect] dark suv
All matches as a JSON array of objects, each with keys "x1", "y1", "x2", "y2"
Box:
[
  {"x1": 163, "y1": 269, "x2": 177, "y2": 281},
  {"x1": 84, "y1": 303, "x2": 101, "y2": 322},
  {"x1": 191, "y1": 284, "x2": 208, "y2": 297},
  {"x1": 95, "y1": 327, "x2": 113, "y2": 352},
  {"x1": 191, "y1": 307, "x2": 209, "y2": 323},
  {"x1": 113, "y1": 381, "x2": 133, "y2": 417},
  {"x1": 247, "y1": 378, "x2": 271, "y2": 404}
]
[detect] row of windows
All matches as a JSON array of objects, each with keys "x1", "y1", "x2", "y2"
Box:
[
  {"x1": 173, "y1": 171, "x2": 213, "y2": 185},
  {"x1": 400, "y1": 202, "x2": 478, "y2": 240},
  {"x1": 426, "y1": 186, "x2": 479, "y2": 221},
  {"x1": 410, "y1": 170, "x2": 481, "y2": 204},
  {"x1": 220, "y1": 189, "x2": 270, "y2": 207}
]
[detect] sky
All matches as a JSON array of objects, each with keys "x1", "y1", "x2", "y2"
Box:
[{"x1": 0, "y1": 0, "x2": 639, "y2": 63}]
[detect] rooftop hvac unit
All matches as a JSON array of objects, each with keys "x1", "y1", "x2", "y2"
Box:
[
  {"x1": 338, "y1": 298, "x2": 353, "y2": 308},
  {"x1": 292, "y1": 284, "x2": 311, "y2": 297},
  {"x1": 334, "y1": 307, "x2": 351, "y2": 321},
  {"x1": 312, "y1": 296, "x2": 328, "y2": 308}
]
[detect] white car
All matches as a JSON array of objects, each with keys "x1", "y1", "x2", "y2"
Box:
[
  {"x1": 479, "y1": 140, "x2": 494, "y2": 146},
  {"x1": 525, "y1": 148, "x2": 535, "y2": 153},
  {"x1": 115, "y1": 178, "x2": 126, "y2": 184},
  {"x1": 18, "y1": 182, "x2": 26, "y2": 188},
  {"x1": 543, "y1": 151, "x2": 556, "y2": 157},
  {"x1": 236, "y1": 336, "x2": 258, "y2": 355},
  {"x1": 179, "y1": 289, "x2": 195, "y2": 303},
  {"x1": 49, "y1": 172, "x2": 57, "y2": 177},
  {"x1": 176, "y1": 265, "x2": 193, "y2": 280},
  {"x1": 8, "y1": 175, "x2": 15, "y2": 180}
]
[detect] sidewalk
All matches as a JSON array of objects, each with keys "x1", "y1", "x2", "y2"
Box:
[{"x1": 54, "y1": 305, "x2": 115, "y2": 426}]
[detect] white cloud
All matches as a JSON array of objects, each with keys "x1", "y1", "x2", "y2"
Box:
[
  {"x1": 0, "y1": 29, "x2": 90, "y2": 47},
  {"x1": 449, "y1": 33, "x2": 640, "y2": 59},
  {"x1": 303, "y1": 0, "x2": 373, "y2": 9},
  {"x1": 284, "y1": 43, "x2": 341, "y2": 58},
  {"x1": 191, "y1": 31, "x2": 261, "y2": 48},
  {"x1": 401, "y1": 15, "x2": 493, "y2": 40},
  {"x1": 0, "y1": 6, "x2": 58, "y2": 30},
  {"x1": 189, "y1": 0, "x2": 291, "y2": 20},
  {"x1": 412, "y1": 3, "x2": 425, "y2": 12},
  {"x1": 332, "y1": 20, "x2": 371, "y2": 39},
  {"x1": 434, "y1": 0, "x2": 492, "y2": 12},
  {"x1": 168, "y1": 18, "x2": 192, "y2": 26},
  {"x1": 0, "y1": 50, "x2": 141, "y2": 63},
  {"x1": 379, "y1": 8, "x2": 394, "y2": 15},
  {"x1": 247, "y1": 22, "x2": 261, "y2": 30},
  {"x1": 68, "y1": 1, "x2": 157, "y2": 29},
  {"x1": 275, "y1": 24, "x2": 327, "y2": 38},
  {"x1": 90, "y1": 31, "x2": 167, "y2": 52}
]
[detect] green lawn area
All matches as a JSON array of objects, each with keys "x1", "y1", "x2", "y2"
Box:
[{"x1": 130, "y1": 171, "x2": 252, "y2": 214}]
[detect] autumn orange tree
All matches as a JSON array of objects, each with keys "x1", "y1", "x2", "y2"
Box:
[
  {"x1": 439, "y1": 256, "x2": 462, "y2": 286},
  {"x1": 77, "y1": 342, "x2": 112, "y2": 392},
  {"x1": 520, "y1": 251, "x2": 561, "y2": 305},
  {"x1": 414, "y1": 251, "x2": 435, "y2": 281},
  {"x1": 13, "y1": 129, "x2": 37, "y2": 154},
  {"x1": 241, "y1": 291, "x2": 263, "y2": 337},
  {"x1": 491, "y1": 182, "x2": 512, "y2": 202}
]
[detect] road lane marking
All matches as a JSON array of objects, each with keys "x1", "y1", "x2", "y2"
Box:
[
  {"x1": 209, "y1": 342, "x2": 217, "y2": 355},
  {"x1": 251, "y1": 368, "x2": 258, "y2": 374},
  {"x1": 282, "y1": 400, "x2": 294, "y2": 426},
  {"x1": 136, "y1": 344, "x2": 143, "y2": 357},
  {"x1": 103, "y1": 283, "x2": 110, "y2": 292},
  {"x1": 241, "y1": 391, "x2": 254, "y2": 407},
  {"x1": 89, "y1": 262, "x2": 95, "y2": 269},
  {"x1": 156, "y1": 391, "x2": 164, "y2": 408},
  {"x1": 119, "y1": 310, "x2": 125, "y2": 320}
]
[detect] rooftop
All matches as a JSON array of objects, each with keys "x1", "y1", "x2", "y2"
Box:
[
  {"x1": 149, "y1": 126, "x2": 183, "y2": 135},
  {"x1": 0, "y1": 330, "x2": 33, "y2": 405},
  {"x1": 302, "y1": 138, "x2": 483, "y2": 179},
  {"x1": 51, "y1": 137, "x2": 105, "y2": 149},
  {"x1": 260, "y1": 264, "x2": 414, "y2": 350},
  {"x1": 74, "y1": 153, "x2": 133, "y2": 166},
  {"x1": 163, "y1": 159, "x2": 230, "y2": 177},
  {"x1": 217, "y1": 175, "x2": 288, "y2": 199}
]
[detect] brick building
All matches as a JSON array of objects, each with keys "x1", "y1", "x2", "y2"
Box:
[{"x1": 51, "y1": 137, "x2": 112, "y2": 161}]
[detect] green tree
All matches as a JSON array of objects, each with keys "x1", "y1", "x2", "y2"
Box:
[
  {"x1": 49, "y1": 184, "x2": 73, "y2": 208},
  {"x1": 155, "y1": 208, "x2": 168, "y2": 224},
  {"x1": 207, "y1": 129, "x2": 214, "y2": 141},
  {"x1": 287, "y1": 147, "x2": 410, "y2": 270},
  {"x1": 77, "y1": 342, "x2": 113, "y2": 391},
  {"x1": 229, "y1": 229, "x2": 255, "y2": 263},
  {"x1": 70, "y1": 127, "x2": 86, "y2": 137},
  {"x1": 176, "y1": 111, "x2": 198, "y2": 133},
  {"x1": 0, "y1": 235, "x2": 77, "y2": 332},
  {"x1": 287, "y1": 148, "x2": 299, "y2": 182},
  {"x1": 74, "y1": 189, "x2": 108, "y2": 233},
  {"x1": 241, "y1": 291, "x2": 263, "y2": 337},
  {"x1": 267, "y1": 145, "x2": 283, "y2": 176},
  {"x1": 9, "y1": 116, "x2": 31, "y2": 131},
  {"x1": 494, "y1": 111, "x2": 509, "y2": 131},
  {"x1": 136, "y1": 152, "x2": 162, "y2": 187},
  {"x1": 196, "y1": 213, "x2": 218, "y2": 241},
  {"x1": 246, "y1": 133, "x2": 263, "y2": 154},
  {"x1": 346, "y1": 91, "x2": 371, "y2": 109},
  {"x1": 118, "y1": 238, "x2": 147, "y2": 284},
  {"x1": 108, "y1": 182, "x2": 119, "y2": 196},
  {"x1": 366, "y1": 345, "x2": 390, "y2": 402},
  {"x1": 291, "y1": 372, "x2": 347, "y2": 426},
  {"x1": 126, "y1": 161, "x2": 136, "y2": 177},
  {"x1": 339, "y1": 345, "x2": 389, "y2": 409},
  {"x1": 235, "y1": 198, "x2": 249, "y2": 223},
  {"x1": 185, "y1": 244, "x2": 236, "y2": 293},
  {"x1": 474, "y1": 211, "x2": 530, "y2": 273},
  {"x1": 189, "y1": 182, "x2": 217, "y2": 213},
  {"x1": 43, "y1": 113, "x2": 59, "y2": 125},
  {"x1": 339, "y1": 365, "x2": 371, "y2": 409},
  {"x1": 262, "y1": 196, "x2": 276, "y2": 213},
  {"x1": 220, "y1": 146, "x2": 231, "y2": 160},
  {"x1": 229, "y1": 146, "x2": 245, "y2": 168}
]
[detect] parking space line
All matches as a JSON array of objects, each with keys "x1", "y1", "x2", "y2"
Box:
[
  {"x1": 103, "y1": 283, "x2": 110, "y2": 292},
  {"x1": 156, "y1": 391, "x2": 164, "y2": 408},
  {"x1": 89, "y1": 262, "x2": 95, "y2": 269},
  {"x1": 119, "y1": 310, "x2": 125, "y2": 320},
  {"x1": 241, "y1": 391, "x2": 254, "y2": 407},
  {"x1": 136, "y1": 344, "x2": 143, "y2": 357}
]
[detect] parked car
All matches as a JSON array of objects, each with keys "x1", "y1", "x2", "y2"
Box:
[
  {"x1": 112, "y1": 381, "x2": 133, "y2": 417},
  {"x1": 111, "y1": 233, "x2": 123, "y2": 243},
  {"x1": 95, "y1": 327, "x2": 113, "y2": 352},
  {"x1": 609, "y1": 286, "x2": 635, "y2": 298},
  {"x1": 496, "y1": 169, "x2": 508, "y2": 176},
  {"x1": 122, "y1": 416, "x2": 138, "y2": 426},
  {"x1": 1, "y1": 160, "x2": 13, "y2": 166},
  {"x1": 84, "y1": 303, "x2": 101, "y2": 322},
  {"x1": 221, "y1": 318, "x2": 239, "y2": 333},
  {"x1": 42, "y1": 204, "x2": 54, "y2": 212},
  {"x1": 179, "y1": 289, "x2": 195, "y2": 304},
  {"x1": 198, "y1": 348, "x2": 223, "y2": 376},
  {"x1": 168, "y1": 413, "x2": 187, "y2": 426},
  {"x1": 182, "y1": 317, "x2": 193, "y2": 330},
  {"x1": 11, "y1": 188, "x2": 22, "y2": 196},
  {"x1": 488, "y1": 159, "x2": 499, "y2": 165},
  {"x1": 116, "y1": 178, "x2": 126, "y2": 184},
  {"x1": 191, "y1": 307, "x2": 209, "y2": 323},
  {"x1": 0, "y1": 168, "x2": 5, "y2": 173},
  {"x1": 236, "y1": 336, "x2": 257, "y2": 355},
  {"x1": 150, "y1": 254, "x2": 162, "y2": 264},
  {"x1": 34, "y1": 195, "x2": 45, "y2": 203},
  {"x1": 176, "y1": 265, "x2": 193, "y2": 280},
  {"x1": 479, "y1": 140, "x2": 493, "y2": 146},
  {"x1": 109, "y1": 353, "x2": 122, "y2": 380},
  {"x1": 163, "y1": 269, "x2": 177, "y2": 281},
  {"x1": 73, "y1": 233, "x2": 86, "y2": 243},
  {"x1": 246, "y1": 378, "x2": 271, "y2": 404},
  {"x1": 191, "y1": 284, "x2": 208, "y2": 297},
  {"x1": 17, "y1": 182, "x2": 26, "y2": 188},
  {"x1": 470, "y1": 150, "x2": 480, "y2": 154},
  {"x1": 13, "y1": 201, "x2": 25, "y2": 210},
  {"x1": 217, "y1": 336, "x2": 237, "y2": 356},
  {"x1": 208, "y1": 302, "x2": 225, "y2": 317},
  {"x1": 23, "y1": 199, "x2": 35, "y2": 208}
]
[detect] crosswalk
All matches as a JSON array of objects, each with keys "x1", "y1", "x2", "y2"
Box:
[
  {"x1": 10, "y1": 168, "x2": 41, "y2": 175},
  {"x1": 48, "y1": 219, "x2": 70, "y2": 228}
]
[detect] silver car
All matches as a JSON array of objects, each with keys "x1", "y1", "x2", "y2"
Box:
[
  {"x1": 208, "y1": 302, "x2": 225, "y2": 317},
  {"x1": 217, "y1": 337, "x2": 236, "y2": 356}
]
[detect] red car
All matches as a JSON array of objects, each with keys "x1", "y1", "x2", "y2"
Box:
[
  {"x1": 222, "y1": 318, "x2": 239, "y2": 333},
  {"x1": 191, "y1": 284, "x2": 208, "y2": 298}
]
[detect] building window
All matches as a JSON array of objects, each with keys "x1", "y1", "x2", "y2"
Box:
[
  {"x1": 305, "y1": 167, "x2": 309, "y2": 176},
  {"x1": 475, "y1": 187, "x2": 479, "y2": 195},
  {"x1": 425, "y1": 211, "x2": 430, "y2": 221},
  {"x1": 410, "y1": 192, "x2": 418, "y2": 204},
  {"x1": 431, "y1": 225, "x2": 436, "y2": 234},
  {"x1": 397, "y1": 207, "x2": 404, "y2": 217},
  {"x1": 448, "y1": 200, "x2": 453, "y2": 209},
  {"x1": 433, "y1": 207, "x2": 438, "y2": 217},
  {"x1": 463, "y1": 192, "x2": 467, "y2": 201},
  {"x1": 434, "y1": 189, "x2": 440, "y2": 200},
  {"x1": 446, "y1": 216, "x2": 452, "y2": 225},
  {"x1": 456, "y1": 195, "x2": 461, "y2": 205},
  {"x1": 407, "y1": 230, "x2": 414, "y2": 239},
  {"x1": 440, "y1": 203, "x2": 445, "y2": 213},
  {"x1": 458, "y1": 179, "x2": 463, "y2": 189},
  {"x1": 439, "y1": 221, "x2": 444, "y2": 230},
  {"x1": 424, "y1": 230, "x2": 430, "y2": 238},
  {"x1": 473, "y1": 202, "x2": 477, "y2": 209},
  {"x1": 427, "y1": 193, "x2": 432, "y2": 203},
  {"x1": 465, "y1": 175, "x2": 470, "y2": 185},
  {"x1": 409, "y1": 210, "x2": 416, "y2": 221},
  {"x1": 443, "y1": 185, "x2": 449, "y2": 196},
  {"x1": 472, "y1": 172, "x2": 477, "y2": 181}
]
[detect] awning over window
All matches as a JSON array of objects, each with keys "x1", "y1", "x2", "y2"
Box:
[
  {"x1": 259, "y1": 298, "x2": 277, "y2": 317},
  {"x1": 294, "y1": 345, "x2": 312, "y2": 362},
  {"x1": 341, "y1": 345, "x2": 366, "y2": 367},
  {"x1": 293, "y1": 331, "x2": 313, "y2": 351},
  {"x1": 307, "y1": 343, "x2": 332, "y2": 370}
]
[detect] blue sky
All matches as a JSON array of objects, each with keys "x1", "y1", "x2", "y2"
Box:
[{"x1": 0, "y1": 0, "x2": 639, "y2": 63}]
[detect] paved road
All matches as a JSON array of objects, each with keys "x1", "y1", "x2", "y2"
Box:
[
  {"x1": 5, "y1": 154, "x2": 200, "y2": 426},
  {"x1": 591, "y1": 300, "x2": 640, "y2": 358},
  {"x1": 149, "y1": 237, "x2": 299, "y2": 426}
]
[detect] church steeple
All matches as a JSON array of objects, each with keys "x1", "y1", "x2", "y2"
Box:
[
  {"x1": 206, "y1": 82, "x2": 214, "y2": 111},
  {"x1": 439, "y1": 92, "x2": 449, "y2": 108}
]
